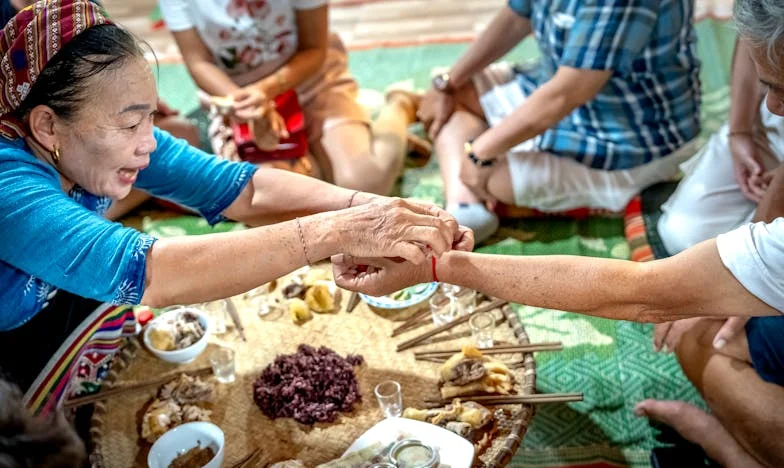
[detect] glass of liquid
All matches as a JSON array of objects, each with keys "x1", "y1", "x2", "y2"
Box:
[
  {"x1": 209, "y1": 346, "x2": 236, "y2": 384},
  {"x1": 374, "y1": 380, "x2": 403, "y2": 418},
  {"x1": 469, "y1": 311, "x2": 495, "y2": 348}
]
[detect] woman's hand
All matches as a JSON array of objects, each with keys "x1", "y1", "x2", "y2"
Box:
[
  {"x1": 331, "y1": 226, "x2": 473, "y2": 296},
  {"x1": 332, "y1": 254, "x2": 430, "y2": 296},
  {"x1": 250, "y1": 108, "x2": 289, "y2": 151},
  {"x1": 730, "y1": 133, "x2": 767, "y2": 202},
  {"x1": 230, "y1": 86, "x2": 271, "y2": 121},
  {"x1": 332, "y1": 198, "x2": 459, "y2": 265}
]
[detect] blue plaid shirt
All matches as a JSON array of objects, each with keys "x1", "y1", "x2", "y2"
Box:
[{"x1": 508, "y1": 0, "x2": 701, "y2": 170}]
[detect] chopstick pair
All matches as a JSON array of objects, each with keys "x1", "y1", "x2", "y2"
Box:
[
  {"x1": 396, "y1": 299, "x2": 508, "y2": 352},
  {"x1": 423, "y1": 392, "x2": 583, "y2": 408},
  {"x1": 413, "y1": 342, "x2": 563, "y2": 361},
  {"x1": 62, "y1": 366, "x2": 212, "y2": 409}
]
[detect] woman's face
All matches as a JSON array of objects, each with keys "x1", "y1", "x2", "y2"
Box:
[{"x1": 55, "y1": 58, "x2": 158, "y2": 199}]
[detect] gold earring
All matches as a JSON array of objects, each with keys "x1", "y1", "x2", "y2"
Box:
[{"x1": 52, "y1": 146, "x2": 60, "y2": 165}]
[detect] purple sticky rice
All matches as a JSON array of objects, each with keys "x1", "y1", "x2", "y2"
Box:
[{"x1": 253, "y1": 345, "x2": 364, "y2": 425}]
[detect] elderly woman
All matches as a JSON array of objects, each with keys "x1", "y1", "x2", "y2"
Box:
[
  {"x1": 158, "y1": 0, "x2": 422, "y2": 193},
  {"x1": 0, "y1": 0, "x2": 470, "y2": 390}
]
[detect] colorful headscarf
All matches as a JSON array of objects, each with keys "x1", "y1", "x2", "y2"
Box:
[{"x1": 0, "y1": 0, "x2": 111, "y2": 139}]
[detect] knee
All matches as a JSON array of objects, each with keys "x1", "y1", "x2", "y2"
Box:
[
  {"x1": 331, "y1": 157, "x2": 391, "y2": 194},
  {"x1": 657, "y1": 211, "x2": 716, "y2": 255}
]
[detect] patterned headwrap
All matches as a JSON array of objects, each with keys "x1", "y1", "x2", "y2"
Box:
[{"x1": 0, "y1": 0, "x2": 111, "y2": 139}]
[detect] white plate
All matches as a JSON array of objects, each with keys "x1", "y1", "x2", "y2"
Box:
[
  {"x1": 359, "y1": 283, "x2": 438, "y2": 310},
  {"x1": 343, "y1": 417, "x2": 474, "y2": 467}
]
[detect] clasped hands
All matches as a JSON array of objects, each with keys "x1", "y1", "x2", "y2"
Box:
[{"x1": 330, "y1": 199, "x2": 475, "y2": 297}]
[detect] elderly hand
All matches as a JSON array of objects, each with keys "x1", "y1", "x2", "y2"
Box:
[
  {"x1": 332, "y1": 225, "x2": 473, "y2": 296},
  {"x1": 730, "y1": 133, "x2": 767, "y2": 202},
  {"x1": 332, "y1": 254, "x2": 429, "y2": 296},
  {"x1": 333, "y1": 198, "x2": 460, "y2": 265},
  {"x1": 418, "y1": 88, "x2": 455, "y2": 140}
]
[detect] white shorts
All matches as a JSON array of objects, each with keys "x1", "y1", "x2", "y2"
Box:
[
  {"x1": 472, "y1": 63, "x2": 697, "y2": 213},
  {"x1": 658, "y1": 101, "x2": 784, "y2": 255}
]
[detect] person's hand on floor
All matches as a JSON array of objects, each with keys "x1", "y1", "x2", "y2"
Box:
[
  {"x1": 654, "y1": 318, "x2": 703, "y2": 352},
  {"x1": 418, "y1": 88, "x2": 455, "y2": 140},
  {"x1": 730, "y1": 133, "x2": 767, "y2": 202}
]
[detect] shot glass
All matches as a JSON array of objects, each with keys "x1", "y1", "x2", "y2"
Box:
[
  {"x1": 244, "y1": 283, "x2": 272, "y2": 317},
  {"x1": 469, "y1": 311, "x2": 495, "y2": 348},
  {"x1": 210, "y1": 347, "x2": 236, "y2": 384},
  {"x1": 429, "y1": 292, "x2": 454, "y2": 325},
  {"x1": 374, "y1": 380, "x2": 403, "y2": 418},
  {"x1": 201, "y1": 300, "x2": 228, "y2": 335}
]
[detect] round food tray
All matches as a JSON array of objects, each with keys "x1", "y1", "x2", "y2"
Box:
[{"x1": 89, "y1": 265, "x2": 535, "y2": 468}]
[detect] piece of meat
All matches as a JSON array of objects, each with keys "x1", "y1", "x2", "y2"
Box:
[{"x1": 159, "y1": 374, "x2": 214, "y2": 405}]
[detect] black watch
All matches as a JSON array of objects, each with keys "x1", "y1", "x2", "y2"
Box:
[
  {"x1": 432, "y1": 73, "x2": 455, "y2": 94},
  {"x1": 464, "y1": 140, "x2": 497, "y2": 168}
]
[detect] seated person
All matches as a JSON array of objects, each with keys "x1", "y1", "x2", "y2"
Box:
[
  {"x1": 0, "y1": 378, "x2": 85, "y2": 468},
  {"x1": 0, "y1": 0, "x2": 465, "y2": 395},
  {"x1": 418, "y1": 0, "x2": 701, "y2": 242},
  {"x1": 0, "y1": 0, "x2": 202, "y2": 221},
  {"x1": 159, "y1": 0, "x2": 421, "y2": 195},
  {"x1": 335, "y1": 210, "x2": 783, "y2": 467},
  {"x1": 658, "y1": 36, "x2": 784, "y2": 255}
]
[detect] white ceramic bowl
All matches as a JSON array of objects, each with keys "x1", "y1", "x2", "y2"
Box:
[
  {"x1": 143, "y1": 307, "x2": 211, "y2": 364},
  {"x1": 148, "y1": 422, "x2": 225, "y2": 468}
]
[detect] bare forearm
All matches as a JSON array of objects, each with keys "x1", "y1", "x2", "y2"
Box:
[
  {"x1": 730, "y1": 39, "x2": 764, "y2": 132},
  {"x1": 437, "y1": 251, "x2": 649, "y2": 321},
  {"x1": 141, "y1": 213, "x2": 336, "y2": 307},
  {"x1": 436, "y1": 241, "x2": 779, "y2": 322},
  {"x1": 224, "y1": 168, "x2": 377, "y2": 226},
  {"x1": 471, "y1": 78, "x2": 574, "y2": 157},
  {"x1": 256, "y1": 49, "x2": 326, "y2": 97},
  {"x1": 449, "y1": 7, "x2": 531, "y2": 88},
  {"x1": 187, "y1": 61, "x2": 241, "y2": 97}
]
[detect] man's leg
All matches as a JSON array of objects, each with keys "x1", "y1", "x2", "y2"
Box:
[
  {"x1": 434, "y1": 84, "x2": 498, "y2": 242},
  {"x1": 483, "y1": 146, "x2": 691, "y2": 214},
  {"x1": 637, "y1": 319, "x2": 784, "y2": 467}
]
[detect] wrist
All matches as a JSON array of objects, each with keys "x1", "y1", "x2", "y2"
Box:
[
  {"x1": 465, "y1": 138, "x2": 499, "y2": 167},
  {"x1": 298, "y1": 213, "x2": 340, "y2": 262},
  {"x1": 433, "y1": 251, "x2": 460, "y2": 284},
  {"x1": 346, "y1": 191, "x2": 378, "y2": 208}
]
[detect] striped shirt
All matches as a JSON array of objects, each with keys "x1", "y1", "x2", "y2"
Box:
[{"x1": 508, "y1": 0, "x2": 701, "y2": 170}]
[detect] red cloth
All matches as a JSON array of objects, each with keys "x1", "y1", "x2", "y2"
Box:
[{"x1": 0, "y1": 0, "x2": 111, "y2": 139}]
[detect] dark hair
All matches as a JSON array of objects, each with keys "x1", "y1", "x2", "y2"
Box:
[
  {"x1": 16, "y1": 23, "x2": 145, "y2": 123},
  {"x1": 0, "y1": 380, "x2": 86, "y2": 468}
]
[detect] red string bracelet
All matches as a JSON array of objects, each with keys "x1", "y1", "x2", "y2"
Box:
[{"x1": 431, "y1": 256, "x2": 439, "y2": 283}]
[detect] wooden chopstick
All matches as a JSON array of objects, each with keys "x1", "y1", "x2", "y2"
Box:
[
  {"x1": 391, "y1": 308, "x2": 431, "y2": 337},
  {"x1": 346, "y1": 291, "x2": 361, "y2": 313},
  {"x1": 63, "y1": 366, "x2": 212, "y2": 409},
  {"x1": 396, "y1": 299, "x2": 507, "y2": 352},
  {"x1": 224, "y1": 298, "x2": 246, "y2": 342},
  {"x1": 414, "y1": 342, "x2": 563, "y2": 358},
  {"x1": 229, "y1": 448, "x2": 263, "y2": 468},
  {"x1": 392, "y1": 289, "x2": 485, "y2": 337},
  {"x1": 424, "y1": 392, "x2": 583, "y2": 407}
]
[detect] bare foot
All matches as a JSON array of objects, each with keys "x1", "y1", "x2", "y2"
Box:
[
  {"x1": 635, "y1": 399, "x2": 763, "y2": 468},
  {"x1": 386, "y1": 90, "x2": 422, "y2": 123}
]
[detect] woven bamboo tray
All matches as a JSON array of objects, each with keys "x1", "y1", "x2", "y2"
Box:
[{"x1": 89, "y1": 265, "x2": 535, "y2": 467}]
